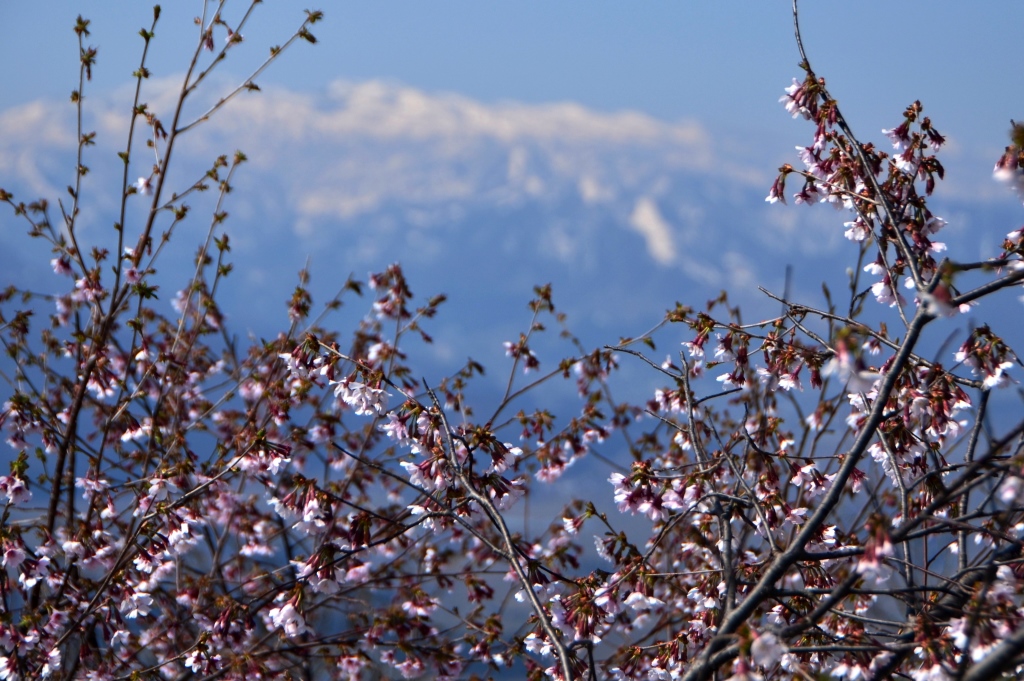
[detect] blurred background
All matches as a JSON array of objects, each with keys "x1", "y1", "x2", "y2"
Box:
[{"x1": 1, "y1": 1, "x2": 1023, "y2": 485}]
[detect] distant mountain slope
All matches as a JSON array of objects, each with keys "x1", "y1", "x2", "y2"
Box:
[{"x1": 1, "y1": 78, "x2": 1019, "y2": 365}]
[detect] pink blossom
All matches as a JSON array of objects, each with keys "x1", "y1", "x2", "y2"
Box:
[
  {"x1": 683, "y1": 339, "x2": 706, "y2": 360},
  {"x1": 71, "y1": 276, "x2": 102, "y2": 304},
  {"x1": 388, "y1": 652, "x2": 425, "y2": 679},
  {"x1": 997, "y1": 472, "x2": 1024, "y2": 505},
  {"x1": 624, "y1": 591, "x2": 664, "y2": 611},
  {"x1": 337, "y1": 656, "x2": 367, "y2": 680},
  {"x1": 344, "y1": 561, "x2": 370, "y2": 583},
  {"x1": 0, "y1": 656, "x2": 16, "y2": 681},
  {"x1": 267, "y1": 602, "x2": 309, "y2": 638},
  {"x1": 843, "y1": 218, "x2": 870, "y2": 242},
  {"x1": 908, "y1": 663, "x2": 953, "y2": 681},
  {"x1": 821, "y1": 344, "x2": 881, "y2": 395},
  {"x1": 40, "y1": 648, "x2": 61, "y2": 677},
  {"x1": 830, "y1": 660, "x2": 868, "y2": 680},
  {"x1": 882, "y1": 122, "x2": 911, "y2": 151},
  {"x1": 401, "y1": 593, "x2": 439, "y2": 617},
  {"x1": 783, "y1": 506, "x2": 809, "y2": 528},
  {"x1": 120, "y1": 591, "x2": 153, "y2": 619},
  {"x1": 870, "y1": 277, "x2": 906, "y2": 308},
  {"x1": 994, "y1": 147, "x2": 1024, "y2": 195},
  {"x1": 0, "y1": 476, "x2": 31, "y2": 506},
  {"x1": 50, "y1": 257, "x2": 73, "y2": 276},
  {"x1": 332, "y1": 378, "x2": 389, "y2": 415},
  {"x1": 779, "y1": 78, "x2": 811, "y2": 120},
  {"x1": 2, "y1": 544, "x2": 25, "y2": 569},
  {"x1": 765, "y1": 175, "x2": 787, "y2": 204},
  {"x1": 856, "y1": 534, "x2": 893, "y2": 585},
  {"x1": 750, "y1": 630, "x2": 786, "y2": 668},
  {"x1": 725, "y1": 657, "x2": 764, "y2": 681}
]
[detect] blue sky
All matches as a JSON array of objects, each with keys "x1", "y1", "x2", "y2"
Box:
[{"x1": 3, "y1": 1, "x2": 1022, "y2": 157}]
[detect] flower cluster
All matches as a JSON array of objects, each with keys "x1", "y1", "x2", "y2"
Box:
[{"x1": 3, "y1": 6, "x2": 1024, "y2": 681}]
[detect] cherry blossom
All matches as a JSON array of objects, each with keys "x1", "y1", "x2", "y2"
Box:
[
  {"x1": 267, "y1": 601, "x2": 310, "y2": 639},
  {"x1": 3, "y1": 5, "x2": 1024, "y2": 681},
  {"x1": 331, "y1": 377, "x2": 390, "y2": 415}
]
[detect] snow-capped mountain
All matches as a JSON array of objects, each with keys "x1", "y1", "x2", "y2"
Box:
[{"x1": 1, "y1": 78, "x2": 1020, "y2": 378}]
